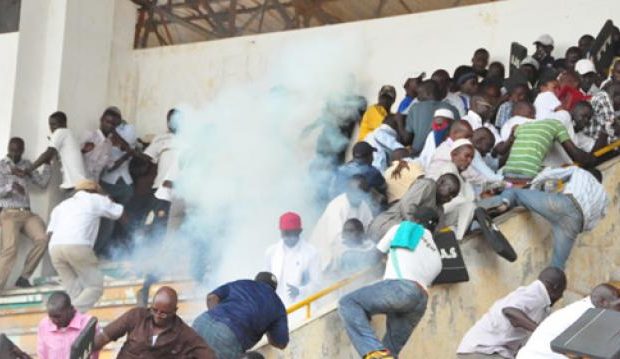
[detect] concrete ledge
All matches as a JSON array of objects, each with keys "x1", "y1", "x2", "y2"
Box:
[{"x1": 257, "y1": 158, "x2": 620, "y2": 358}]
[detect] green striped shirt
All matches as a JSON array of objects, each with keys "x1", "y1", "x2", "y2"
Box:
[{"x1": 504, "y1": 119, "x2": 571, "y2": 177}]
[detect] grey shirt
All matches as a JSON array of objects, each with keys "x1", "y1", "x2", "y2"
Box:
[
  {"x1": 0, "y1": 157, "x2": 50, "y2": 209},
  {"x1": 367, "y1": 178, "x2": 443, "y2": 241}
]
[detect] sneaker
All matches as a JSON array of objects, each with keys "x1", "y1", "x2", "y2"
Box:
[
  {"x1": 363, "y1": 349, "x2": 394, "y2": 359},
  {"x1": 15, "y1": 277, "x2": 32, "y2": 288}
]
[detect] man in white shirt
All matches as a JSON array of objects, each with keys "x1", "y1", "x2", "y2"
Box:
[
  {"x1": 128, "y1": 109, "x2": 180, "y2": 242},
  {"x1": 309, "y1": 175, "x2": 374, "y2": 271},
  {"x1": 85, "y1": 107, "x2": 137, "y2": 257},
  {"x1": 30, "y1": 111, "x2": 87, "y2": 190},
  {"x1": 457, "y1": 267, "x2": 567, "y2": 359},
  {"x1": 47, "y1": 179, "x2": 124, "y2": 312},
  {"x1": 478, "y1": 166, "x2": 608, "y2": 269},
  {"x1": 339, "y1": 207, "x2": 442, "y2": 359},
  {"x1": 265, "y1": 212, "x2": 321, "y2": 307},
  {"x1": 417, "y1": 108, "x2": 455, "y2": 169},
  {"x1": 462, "y1": 95, "x2": 500, "y2": 143},
  {"x1": 517, "y1": 284, "x2": 620, "y2": 359},
  {"x1": 326, "y1": 218, "x2": 380, "y2": 277}
]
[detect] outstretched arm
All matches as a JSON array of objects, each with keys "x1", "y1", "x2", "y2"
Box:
[
  {"x1": 561, "y1": 140, "x2": 596, "y2": 167},
  {"x1": 30, "y1": 147, "x2": 56, "y2": 171}
]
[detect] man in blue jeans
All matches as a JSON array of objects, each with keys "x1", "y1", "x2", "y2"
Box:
[
  {"x1": 478, "y1": 166, "x2": 608, "y2": 269},
  {"x1": 338, "y1": 207, "x2": 442, "y2": 359},
  {"x1": 192, "y1": 272, "x2": 289, "y2": 359}
]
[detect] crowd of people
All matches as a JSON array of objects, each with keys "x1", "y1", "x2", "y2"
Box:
[{"x1": 1, "y1": 24, "x2": 620, "y2": 359}]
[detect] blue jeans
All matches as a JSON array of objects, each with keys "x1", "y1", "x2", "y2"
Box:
[
  {"x1": 338, "y1": 279, "x2": 428, "y2": 357},
  {"x1": 478, "y1": 189, "x2": 583, "y2": 269},
  {"x1": 192, "y1": 312, "x2": 243, "y2": 359}
]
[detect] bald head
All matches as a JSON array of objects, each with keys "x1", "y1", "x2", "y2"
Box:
[
  {"x1": 472, "y1": 127, "x2": 495, "y2": 155},
  {"x1": 154, "y1": 286, "x2": 178, "y2": 307},
  {"x1": 512, "y1": 101, "x2": 535, "y2": 119},
  {"x1": 591, "y1": 284, "x2": 620, "y2": 310},
  {"x1": 435, "y1": 173, "x2": 461, "y2": 205},
  {"x1": 449, "y1": 120, "x2": 473, "y2": 140},
  {"x1": 538, "y1": 267, "x2": 567, "y2": 304}
]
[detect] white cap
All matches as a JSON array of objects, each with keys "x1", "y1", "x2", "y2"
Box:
[
  {"x1": 450, "y1": 138, "x2": 474, "y2": 153},
  {"x1": 534, "y1": 34, "x2": 554, "y2": 47},
  {"x1": 433, "y1": 108, "x2": 455, "y2": 120},
  {"x1": 520, "y1": 56, "x2": 540, "y2": 70},
  {"x1": 575, "y1": 59, "x2": 596, "y2": 75}
]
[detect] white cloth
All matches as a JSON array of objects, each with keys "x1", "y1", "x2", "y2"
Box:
[
  {"x1": 534, "y1": 92, "x2": 562, "y2": 120},
  {"x1": 500, "y1": 116, "x2": 531, "y2": 142},
  {"x1": 423, "y1": 138, "x2": 453, "y2": 177},
  {"x1": 364, "y1": 124, "x2": 404, "y2": 172},
  {"x1": 101, "y1": 122, "x2": 138, "y2": 185},
  {"x1": 376, "y1": 224, "x2": 441, "y2": 290},
  {"x1": 457, "y1": 280, "x2": 552, "y2": 358},
  {"x1": 445, "y1": 92, "x2": 467, "y2": 117},
  {"x1": 516, "y1": 297, "x2": 594, "y2": 359},
  {"x1": 143, "y1": 133, "x2": 178, "y2": 190},
  {"x1": 81, "y1": 129, "x2": 112, "y2": 181},
  {"x1": 418, "y1": 132, "x2": 440, "y2": 169},
  {"x1": 49, "y1": 128, "x2": 87, "y2": 189},
  {"x1": 463, "y1": 110, "x2": 500, "y2": 143},
  {"x1": 47, "y1": 191, "x2": 124, "y2": 248},
  {"x1": 265, "y1": 239, "x2": 321, "y2": 307},
  {"x1": 573, "y1": 131, "x2": 595, "y2": 152},
  {"x1": 462, "y1": 150, "x2": 504, "y2": 191},
  {"x1": 463, "y1": 110, "x2": 483, "y2": 130},
  {"x1": 531, "y1": 166, "x2": 609, "y2": 231},
  {"x1": 309, "y1": 194, "x2": 374, "y2": 270}
]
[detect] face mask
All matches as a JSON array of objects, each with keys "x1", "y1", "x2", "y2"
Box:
[{"x1": 282, "y1": 235, "x2": 299, "y2": 248}]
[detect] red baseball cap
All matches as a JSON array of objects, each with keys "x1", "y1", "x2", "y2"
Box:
[{"x1": 279, "y1": 212, "x2": 302, "y2": 231}]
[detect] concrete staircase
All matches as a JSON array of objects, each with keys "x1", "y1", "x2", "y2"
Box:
[{"x1": 0, "y1": 266, "x2": 205, "y2": 358}]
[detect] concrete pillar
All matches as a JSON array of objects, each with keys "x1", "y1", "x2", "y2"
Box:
[{"x1": 7, "y1": 0, "x2": 118, "y2": 283}]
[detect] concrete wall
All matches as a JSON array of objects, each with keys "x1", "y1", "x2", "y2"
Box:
[
  {"x1": 0, "y1": 32, "x2": 19, "y2": 152},
  {"x1": 257, "y1": 157, "x2": 620, "y2": 358},
  {"x1": 107, "y1": 0, "x2": 620, "y2": 137}
]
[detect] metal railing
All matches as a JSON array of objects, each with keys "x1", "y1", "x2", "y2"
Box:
[
  {"x1": 286, "y1": 266, "x2": 379, "y2": 319},
  {"x1": 594, "y1": 139, "x2": 620, "y2": 158}
]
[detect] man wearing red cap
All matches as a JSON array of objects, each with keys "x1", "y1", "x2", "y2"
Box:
[{"x1": 265, "y1": 212, "x2": 321, "y2": 307}]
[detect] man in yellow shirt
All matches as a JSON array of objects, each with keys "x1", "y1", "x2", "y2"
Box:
[{"x1": 358, "y1": 85, "x2": 396, "y2": 140}]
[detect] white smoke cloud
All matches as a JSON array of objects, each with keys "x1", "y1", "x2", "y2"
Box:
[{"x1": 133, "y1": 31, "x2": 369, "y2": 290}]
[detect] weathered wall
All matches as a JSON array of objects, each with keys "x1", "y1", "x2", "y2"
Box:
[
  {"x1": 107, "y1": 0, "x2": 620, "y2": 137},
  {"x1": 257, "y1": 157, "x2": 620, "y2": 358}
]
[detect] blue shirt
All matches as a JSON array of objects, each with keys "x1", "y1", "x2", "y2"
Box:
[
  {"x1": 330, "y1": 160, "x2": 387, "y2": 198},
  {"x1": 207, "y1": 280, "x2": 289, "y2": 350}
]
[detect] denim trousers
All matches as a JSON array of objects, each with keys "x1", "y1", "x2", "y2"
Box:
[
  {"x1": 338, "y1": 279, "x2": 428, "y2": 357},
  {"x1": 478, "y1": 189, "x2": 583, "y2": 269},
  {"x1": 192, "y1": 312, "x2": 243, "y2": 359}
]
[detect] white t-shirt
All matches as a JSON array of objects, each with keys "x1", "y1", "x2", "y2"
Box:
[
  {"x1": 534, "y1": 92, "x2": 562, "y2": 120},
  {"x1": 457, "y1": 280, "x2": 552, "y2": 358},
  {"x1": 49, "y1": 128, "x2": 87, "y2": 189},
  {"x1": 376, "y1": 224, "x2": 442, "y2": 290},
  {"x1": 47, "y1": 191, "x2": 124, "y2": 247},
  {"x1": 516, "y1": 297, "x2": 594, "y2": 359},
  {"x1": 143, "y1": 133, "x2": 178, "y2": 190},
  {"x1": 500, "y1": 116, "x2": 531, "y2": 142}
]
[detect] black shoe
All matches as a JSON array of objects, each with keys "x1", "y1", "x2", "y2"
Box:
[
  {"x1": 474, "y1": 207, "x2": 517, "y2": 262},
  {"x1": 15, "y1": 277, "x2": 32, "y2": 288}
]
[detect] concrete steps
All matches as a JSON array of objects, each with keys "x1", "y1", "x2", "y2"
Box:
[{"x1": 0, "y1": 269, "x2": 205, "y2": 358}]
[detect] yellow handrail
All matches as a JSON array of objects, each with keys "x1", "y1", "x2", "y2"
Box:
[
  {"x1": 594, "y1": 139, "x2": 620, "y2": 158},
  {"x1": 286, "y1": 266, "x2": 379, "y2": 319}
]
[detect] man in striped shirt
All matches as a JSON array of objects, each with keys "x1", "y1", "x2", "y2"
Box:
[
  {"x1": 479, "y1": 166, "x2": 608, "y2": 269},
  {"x1": 502, "y1": 119, "x2": 595, "y2": 180}
]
